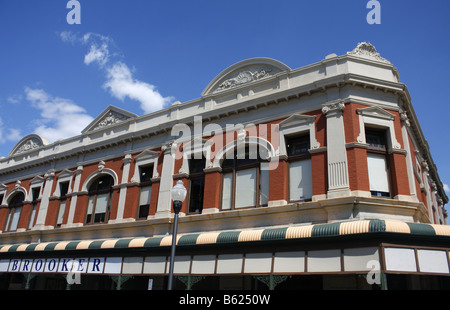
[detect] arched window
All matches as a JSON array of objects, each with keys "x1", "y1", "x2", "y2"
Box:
[
  {"x1": 85, "y1": 175, "x2": 114, "y2": 224},
  {"x1": 4, "y1": 192, "x2": 25, "y2": 232},
  {"x1": 220, "y1": 144, "x2": 269, "y2": 210}
]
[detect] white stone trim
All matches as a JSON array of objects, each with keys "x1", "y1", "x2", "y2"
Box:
[
  {"x1": 81, "y1": 168, "x2": 119, "y2": 192},
  {"x1": 356, "y1": 106, "x2": 401, "y2": 150},
  {"x1": 130, "y1": 150, "x2": 160, "y2": 183},
  {"x1": 277, "y1": 114, "x2": 319, "y2": 157}
]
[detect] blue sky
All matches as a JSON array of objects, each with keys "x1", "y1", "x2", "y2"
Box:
[{"x1": 0, "y1": 0, "x2": 449, "y2": 203}]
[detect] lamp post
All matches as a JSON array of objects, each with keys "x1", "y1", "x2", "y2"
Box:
[{"x1": 167, "y1": 180, "x2": 187, "y2": 290}]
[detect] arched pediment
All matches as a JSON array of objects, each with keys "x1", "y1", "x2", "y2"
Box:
[
  {"x1": 202, "y1": 58, "x2": 291, "y2": 96},
  {"x1": 9, "y1": 134, "x2": 49, "y2": 157}
]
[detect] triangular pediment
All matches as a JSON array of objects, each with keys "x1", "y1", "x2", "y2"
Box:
[
  {"x1": 357, "y1": 106, "x2": 395, "y2": 120},
  {"x1": 30, "y1": 175, "x2": 45, "y2": 185},
  {"x1": 57, "y1": 169, "x2": 74, "y2": 179},
  {"x1": 279, "y1": 114, "x2": 316, "y2": 129},
  {"x1": 135, "y1": 149, "x2": 160, "y2": 162},
  {"x1": 82, "y1": 105, "x2": 137, "y2": 134}
]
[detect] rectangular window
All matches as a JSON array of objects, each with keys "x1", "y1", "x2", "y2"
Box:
[
  {"x1": 28, "y1": 188, "x2": 40, "y2": 230},
  {"x1": 9, "y1": 207, "x2": 22, "y2": 232},
  {"x1": 260, "y1": 167, "x2": 269, "y2": 206},
  {"x1": 86, "y1": 196, "x2": 95, "y2": 224},
  {"x1": 366, "y1": 129, "x2": 390, "y2": 197},
  {"x1": 94, "y1": 193, "x2": 109, "y2": 223},
  {"x1": 56, "y1": 200, "x2": 66, "y2": 227},
  {"x1": 59, "y1": 181, "x2": 70, "y2": 197},
  {"x1": 367, "y1": 154, "x2": 390, "y2": 196},
  {"x1": 188, "y1": 158, "x2": 206, "y2": 214},
  {"x1": 138, "y1": 185, "x2": 152, "y2": 219},
  {"x1": 56, "y1": 182, "x2": 69, "y2": 227},
  {"x1": 289, "y1": 159, "x2": 313, "y2": 201},
  {"x1": 137, "y1": 165, "x2": 153, "y2": 219},
  {"x1": 235, "y1": 168, "x2": 257, "y2": 208},
  {"x1": 221, "y1": 172, "x2": 233, "y2": 210},
  {"x1": 286, "y1": 134, "x2": 312, "y2": 202},
  {"x1": 189, "y1": 178, "x2": 204, "y2": 213}
]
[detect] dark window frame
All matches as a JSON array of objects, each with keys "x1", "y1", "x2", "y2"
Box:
[
  {"x1": 220, "y1": 144, "x2": 268, "y2": 211},
  {"x1": 285, "y1": 133, "x2": 312, "y2": 203},
  {"x1": 55, "y1": 181, "x2": 70, "y2": 228},
  {"x1": 85, "y1": 175, "x2": 114, "y2": 225},
  {"x1": 366, "y1": 128, "x2": 392, "y2": 198},
  {"x1": 27, "y1": 187, "x2": 41, "y2": 230},
  {"x1": 187, "y1": 157, "x2": 206, "y2": 214},
  {"x1": 136, "y1": 165, "x2": 153, "y2": 220},
  {"x1": 4, "y1": 192, "x2": 25, "y2": 232}
]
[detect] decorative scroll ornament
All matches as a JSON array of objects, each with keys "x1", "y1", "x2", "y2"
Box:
[
  {"x1": 10, "y1": 134, "x2": 48, "y2": 156},
  {"x1": 14, "y1": 138, "x2": 41, "y2": 154},
  {"x1": 92, "y1": 111, "x2": 130, "y2": 131},
  {"x1": 216, "y1": 66, "x2": 273, "y2": 92},
  {"x1": 347, "y1": 42, "x2": 390, "y2": 64}
]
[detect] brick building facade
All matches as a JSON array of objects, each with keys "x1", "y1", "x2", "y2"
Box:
[{"x1": 0, "y1": 43, "x2": 448, "y2": 290}]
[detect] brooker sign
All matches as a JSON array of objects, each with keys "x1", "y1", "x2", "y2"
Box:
[{"x1": 0, "y1": 257, "x2": 112, "y2": 274}]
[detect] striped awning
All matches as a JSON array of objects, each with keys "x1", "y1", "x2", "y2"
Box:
[{"x1": 1, "y1": 219, "x2": 450, "y2": 254}]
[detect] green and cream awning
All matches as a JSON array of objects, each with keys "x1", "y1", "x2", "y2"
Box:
[
  {"x1": 1, "y1": 220, "x2": 450, "y2": 276},
  {"x1": 1, "y1": 219, "x2": 449, "y2": 254}
]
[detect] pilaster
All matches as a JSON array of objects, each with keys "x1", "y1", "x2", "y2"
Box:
[{"x1": 322, "y1": 102, "x2": 350, "y2": 198}]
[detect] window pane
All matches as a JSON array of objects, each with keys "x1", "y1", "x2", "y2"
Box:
[
  {"x1": 139, "y1": 166, "x2": 153, "y2": 183},
  {"x1": 56, "y1": 201, "x2": 66, "y2": 225},
  {"x1": 9, "y1": 207, "x2": 22, "y2": 231},
  {"x1": 286, "y1": 135, "x2": 310, "y2": 156},
  {"x1": 59, "y1": 182, "x2": 69, "y2": 197},
  {"x1": 221, "y1": 172, "x2": 233, "y2": 210},
  {"x1": 260, "y1": 166, "x2": 269, "y2": 206},
  {"x1": 189, "y1": 177, "x2": 204, "y2": 213},
  {"x1": 367, "y1": 154, "x2": 390, "y2": 193},
  {"x1": 139, "y1": 186, "x2": 152, "y2": 206},
  {"x1": 95, "y1": 193, "x2": 109, "y2": 214},
  {"x1": 86, "y1": 196, "x2": 95, "y2": 223},
  {"x1": 189, "y1": 158, "x2": 206, "y2": 174},
  {"x1": 289, "y1": 159, "x2": 313, "y2": 201},
  {"x1": 94, "y1": 193, "x2": 109, "y2": 223},
  {"x1": 87, "y1": 196, "x2": 95, "y2": 215},
  {"x1": 235, "y1": 168, "x2": 257, "y2": 208},
  {"x1": 28, "y1": 205, "x2": 37, "y2": 230}
]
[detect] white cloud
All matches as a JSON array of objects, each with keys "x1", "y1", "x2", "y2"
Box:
[
  {"x1": 0, "y1": 117, "x2": 21, "y2": 144},
  {"x1": 84, "y1": 43, "x2": 110, "y2": 66},
  {"x1": 24, "y1": 88, "x2": 94, "y2": 142},
  {"x1": 444, "y1": 184, "x2": 450, "y2": 193},
  {"x1": 59, "y1": 31, "x2": 78, "y2": 44},
  {"x1": 104, "y1": 62, "x2": 174, "y2": 114},
  {"x1": 61, "y1": 31, "x2": 174, "y2": 114}
]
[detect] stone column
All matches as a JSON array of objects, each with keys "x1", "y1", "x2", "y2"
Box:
[
  {"x1": 155, "y1": 142, "x2": 176, "y2": 218},
  {"x1": 66, "y1": 166, "x2": 83, "y2": 227},
  {"x1": 33, "y1": 170, "x2": 55, "y2": 230},
  {"x1": 322, "y1": 102, "x2": 350, "y2": 198},
  {"x1": 113, "y1": 154, "x2": 133, "y2": 223}
]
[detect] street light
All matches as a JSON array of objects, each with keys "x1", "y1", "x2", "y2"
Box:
[{"x1": 167, "y1": 180, "x2": 187, "y2": 290}]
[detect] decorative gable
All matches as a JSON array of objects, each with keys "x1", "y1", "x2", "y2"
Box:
[
  {"x1": 279, "y1": 114, "x2": 316, "y2": 129},
  {"x1": 202, "y1": 58, "x2": 291, "y2": 96},
  {"x1": 356, "y1": 106, "x2": 396, "y2": 120},
  {"x1": 82, "y1": 105, "x2": 137, "y2": 134},
  {"x1": 9, "y1": 134, "x2": 49, "y2": 157}
]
